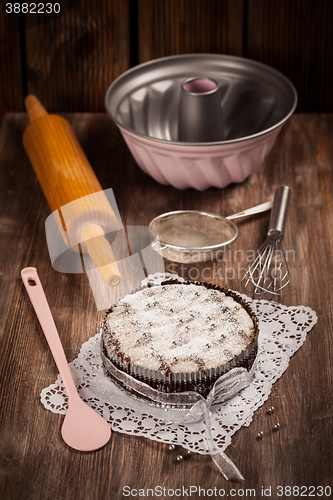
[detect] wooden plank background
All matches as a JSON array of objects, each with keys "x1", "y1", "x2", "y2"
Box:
[
  {"x1": 0, "y1": 8, "x2": 23, "y2": 123},
  {"x1": 0, "y1": 0, "x2": 333, "y2": 125}
]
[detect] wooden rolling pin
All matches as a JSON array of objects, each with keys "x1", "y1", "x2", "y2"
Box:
[{"x1": 23, "y1": 95, "x2": 121, "y2": 286}]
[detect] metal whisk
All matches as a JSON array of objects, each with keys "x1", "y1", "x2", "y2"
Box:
[{"x1": 241, "y1": 186, "x2": 291, "y2": 298}]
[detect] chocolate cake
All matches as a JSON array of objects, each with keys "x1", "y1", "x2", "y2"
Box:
[{"x1": 101, "y1": 281, "x2": 258, "y2": 399}]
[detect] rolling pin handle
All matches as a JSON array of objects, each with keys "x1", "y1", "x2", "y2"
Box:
[
  {"x1": 25, "y1": 95, "x2": 48, "y2": 122},
  {"x1": 81, "y1": 224, "x2": 121, "y2": 287}
]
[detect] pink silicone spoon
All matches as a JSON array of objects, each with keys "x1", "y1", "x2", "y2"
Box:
[{"x1": 21, "y1": 267, "x2": 111, "y2": 451}]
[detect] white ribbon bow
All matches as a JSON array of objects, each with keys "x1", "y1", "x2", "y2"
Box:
[{"x1": 101, "y1": 345, "x2": 258, "y2": 481}]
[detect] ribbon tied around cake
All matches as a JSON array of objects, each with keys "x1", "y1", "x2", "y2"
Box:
[{"x1": 101, "y1": 344, "x2": 259, "y2": 481}]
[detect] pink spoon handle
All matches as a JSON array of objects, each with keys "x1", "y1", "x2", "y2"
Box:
[{"x1": 21, "y1": 267, "x2": 78, "y2": 401}]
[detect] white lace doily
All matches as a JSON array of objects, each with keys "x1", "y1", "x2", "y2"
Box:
[{"x1": 41, "y1": 273, "x2": 317, "y2": 454}]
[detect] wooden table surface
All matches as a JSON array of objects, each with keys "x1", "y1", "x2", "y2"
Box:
[{"x1": 0, "y1": 112, "x2": 332, "y2": 500}]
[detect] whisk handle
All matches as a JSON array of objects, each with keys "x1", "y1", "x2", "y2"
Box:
[{"x1": 268, "y1": 186, "x2": 291, "y2": 239}]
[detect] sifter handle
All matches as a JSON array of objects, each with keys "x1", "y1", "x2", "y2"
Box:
[
  {"x1": 226, "y1": 200, "x2": 273, "y2": 221},
  {"x1": 267, "y1": 186, "x2": 291, "y2": 239}
]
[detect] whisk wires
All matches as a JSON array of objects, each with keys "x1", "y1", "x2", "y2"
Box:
[
  {"x1": 241, "y1": 237, "x2": 290, "y2": 299},
  {"x1": 241, "y1": 186, "x2": 291, "y2": 300}
]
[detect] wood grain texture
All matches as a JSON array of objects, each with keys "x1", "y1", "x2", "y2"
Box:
[
  {"x1": 1, "y1": 0, "x2": 333, "y2": 127},
  {"x1": 24, "y1": 0, "x2": 130, "y2": 112},
  {"x1": 247, "y1": 0, "x2": 333, "y2": 112},
  {"x1": 0, "y1": 113, "x2": 332, "y2": 499},
  {"x1": 137, "y1": 0, "x2": 244, "y2": 62},
  {"x1": 0, "y1": 7, "x2": 23, "y2": 126}
]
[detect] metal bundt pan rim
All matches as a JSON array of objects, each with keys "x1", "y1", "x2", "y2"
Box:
[{"x1": 105, "y1": 53, "x2": 298, "y2": 147}]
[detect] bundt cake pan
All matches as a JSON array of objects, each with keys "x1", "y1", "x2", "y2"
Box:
[{"x1": 105, "y1": 54, "x2": 297, "y2": 190}]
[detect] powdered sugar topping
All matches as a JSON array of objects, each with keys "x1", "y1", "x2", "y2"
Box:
[{"x1": 104, "y1": 284, "x2": 254, "y2": 373}]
